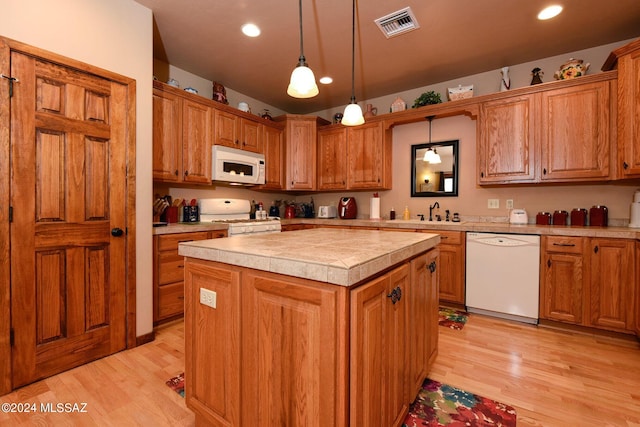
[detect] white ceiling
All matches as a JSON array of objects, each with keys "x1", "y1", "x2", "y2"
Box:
[{"x1": 135, "y1": 0, "x2": 640, "y2": 114}]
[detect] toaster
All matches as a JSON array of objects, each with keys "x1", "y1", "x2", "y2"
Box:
[
  {"x1": 317, "y1": 205, "x2": 337, "y2": 218},
  {"x1": 509, "y1": 209, "x2": 528, "y2": 224}
]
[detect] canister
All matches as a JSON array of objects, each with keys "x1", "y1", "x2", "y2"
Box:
[
  {"x1": 570, "y1": 208, "x2": 588, "y2": 226},
  {"x1": 536, "y1": 212, "x2": 552, "y2": 225},
  {"x1": 552, "y1": 210, "x2": 568, "y2": 225},
  {"x1": 589, "y1": 205, "x2": 608, "y2": 227}
]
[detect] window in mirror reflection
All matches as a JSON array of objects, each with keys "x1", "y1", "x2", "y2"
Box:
[{"x1": 411, "y1": 140, "x2": 459, "y2": 197}]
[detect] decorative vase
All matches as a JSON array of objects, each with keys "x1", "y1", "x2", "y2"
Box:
[
  {"x1": 363, "y1": 104, "x2": 377, "y2": 118},
  {"x1": 554, "y1": 58, "x2": 590, "y2": 80},
  {"x1": 500, "y1": 67, "x2": 510, "y2": 91}
]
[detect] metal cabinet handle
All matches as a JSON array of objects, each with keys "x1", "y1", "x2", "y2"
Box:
[
  {"x1": 623, "y1": 161, "x2": 629, "y2": 170},
  {"x1": 594, "y1": 245, "x2": 599, "y2": 254},
  {"x1": 427, "y1": 261, "x2": 437, "y2": 273},
  {"x1": 387, "y1": 286, "x2": 402, "y2": 304},
  {"x1": 552, "y1": 242, "x2": 575, "y2": 247}
]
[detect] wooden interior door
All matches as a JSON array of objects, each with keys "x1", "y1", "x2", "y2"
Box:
[{"x1": 10, "y1": 51, "x2": 128, "y2": 388}]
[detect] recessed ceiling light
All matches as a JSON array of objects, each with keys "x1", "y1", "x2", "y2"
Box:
[
  {"x1": 537, "y1": 5, "x2": 563, "y2": 20},
  {"x1": 241, "y1": 23, "x2": 261, "y2": 37},
  {"x1": 319, "y1": 76, "x2": 333, "y2": 84}
]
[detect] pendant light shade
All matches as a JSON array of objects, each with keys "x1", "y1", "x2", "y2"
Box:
[
  {"x1": 423, "y1": 115, "x2": 440, "y2": 163},
  {"x1": 287, "y1": 0, "x2": 319, "y2": 98},
  {"x1": 342, "y1": 0, "x2": 364, "y2": 126}
]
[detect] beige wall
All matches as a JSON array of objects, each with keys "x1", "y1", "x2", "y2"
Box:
[{"x1": 1, "y1": 0, "x2": 155, "y2": 337}]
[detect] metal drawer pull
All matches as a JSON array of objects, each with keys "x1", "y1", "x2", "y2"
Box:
[
  {"x1": 552, "y1": 242, "x2": 575, "y2": 247},
  {"x1": 387, "y1": 286, "x2": 402, "y2": 304}
]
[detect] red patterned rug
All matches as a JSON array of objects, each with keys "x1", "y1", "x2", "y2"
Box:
[
  {"x1": 403, "y1": 378, "x2": 517, "y2": 426},
  {"x1": 439, "y1": 307, "x2": 468, "y2": 330},
  {"x1": 165, "y1": 372, "x2": 184, "y2": 397}
]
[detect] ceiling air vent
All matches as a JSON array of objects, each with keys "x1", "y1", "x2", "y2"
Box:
[{"x1": 374, "y1": 7, "x2": 420, "y2": 38}]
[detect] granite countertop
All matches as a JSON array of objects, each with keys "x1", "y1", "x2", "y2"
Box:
[{"x1": 178, "y1": 228, "x2": 440, "y2": 287}]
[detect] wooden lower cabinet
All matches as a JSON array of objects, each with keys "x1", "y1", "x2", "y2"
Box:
[
  {"x1": 153, "y1": 230, "x2": 227, "y2": 324},
  {"x1": 183, "y1": 249, "x2": 438, "y2": 427},
  {"x1": 540, "y1": 236, "x2": 636, "y2": 333}
]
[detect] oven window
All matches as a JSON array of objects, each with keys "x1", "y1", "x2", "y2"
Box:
[{"x1": 223, "y1": 161, "x2": 254, "y2": 176}]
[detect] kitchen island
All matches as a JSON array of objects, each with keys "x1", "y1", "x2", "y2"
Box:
[{"x1": 178, "y1": 228, "x2": 440, "y2": 427}]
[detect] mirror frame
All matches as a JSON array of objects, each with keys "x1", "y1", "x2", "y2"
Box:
[{"x1": 411, "y1": 139, "x2": 459, "y2": 197}]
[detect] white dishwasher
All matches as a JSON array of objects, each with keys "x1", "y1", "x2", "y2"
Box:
[{"x1": 465, "y1": 232, "x2": 540, "y2": 324}]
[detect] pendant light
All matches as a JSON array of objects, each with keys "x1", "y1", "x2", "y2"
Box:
[
  {"x1": 341, "y1": 0, "x2": 364, "y2": 126},
  {"x1": 287, "y1": 0, "x2": 319, "y2": 98},
  {"x1": 423, "y1": 116, "x2": 442, "y2": 163}
]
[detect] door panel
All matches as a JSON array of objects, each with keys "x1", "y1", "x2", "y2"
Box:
[{"x1": 10, "y1": 51, "x2": 127, "y2": 388}]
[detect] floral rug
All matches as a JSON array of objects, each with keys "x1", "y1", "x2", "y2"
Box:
[
  {"x1": 439, "y1": 307, "x2": 468, "y2": 330},
  {"x1": 403, "y1": 378, "x2": 517, "y2": 427},
  {"x1": 165, "y1": 372, "x2": 184, "y2": 397},
  {"x1": 166, "y1": 374, "x2": 516, "y2": 426}
]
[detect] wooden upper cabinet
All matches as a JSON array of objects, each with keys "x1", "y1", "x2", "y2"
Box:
[
  {"x1": 153, "y1": 88, "x2": 182, "y2": 182},
  {"x1": 539, "y1": 81, "x2": 612, "y2": 181},
  {"x1": 257, "y1": 124, "x2": 285, "y2": 190},
  {"x1": 604, "y1": 38, "x2": 640, "y2": 178},
  {"x1": 182, "y1": 99, "x2": 213, "y2": 183},
  {"x1": 276, "y1": 114, "x2": 329, "y2": 191},
  {"x1": 318, "y1": 127, "x2": 348, "y2": 190},
  {"x1": 214, "y1": 109, "x2": 262, "y2": 153},
  {"x1": 478, "y1": 94, "x2": 536, "y2": 184},
  {"x1": 347, "y1": 121, "x2": 391, "y2": 189}
]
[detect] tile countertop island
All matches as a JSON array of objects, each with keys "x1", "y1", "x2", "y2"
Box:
[
  {"x1": 179, "y1": 228, "x2": 441, "y2": 427},
  {"x1": 178, "y1": 227, "x2": 440, "y2": 286}
]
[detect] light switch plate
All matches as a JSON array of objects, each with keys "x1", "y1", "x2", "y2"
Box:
[
  {"x1": 506, "y1": 199, "x2": 514, "y2": 209},
  {"x1": 488, "y1": 199, "x2": 500, "y2": 209},
  {"x1": 200, "y1": 288, "x2": 217, "y2": 309}
]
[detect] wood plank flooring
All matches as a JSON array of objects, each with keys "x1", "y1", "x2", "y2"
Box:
[{"x1": 1, "y1": 314, "x2": 639, "y2": 426}]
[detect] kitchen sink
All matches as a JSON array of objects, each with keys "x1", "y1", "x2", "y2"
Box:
[{"x1": 391, "y1": 219, "x2": 465, "y2": 225}]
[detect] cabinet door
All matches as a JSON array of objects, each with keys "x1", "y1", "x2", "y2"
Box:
[
  {"x1": 478, "y1": 95, "x2": 536, "y2": 183},
  {"x1": 258, "y1": 125, "x2": 284, "y2": 190},
  {"x1": 286, "y1": 118, "x2": 317, "y2": 190},
  {"x1": 387, "y1": 265, "x2": 410, "y2": 427},
  {"x1": 425, "y1": 249, "x2": 439, "y2": 369},
  {"x1": 318, "y1": 127, "x2": 348, "y2": 190},
  {"x1": 183, "y1": 260, "x2": 241, "y2": 427},
  {"x1": 436, "y1": 242, "x2": 465, "y2": 304},
  {"x1": 540, "y1": 250, "x2": 584, "y2": 324},
  {"x1": 214, "y1": 109, "x2": 239, "y2": 148},
  {"x1": 540, "y1": 81, "x2": 611, "y2": 181},
  {"x1": 152, "y1": 88, "x2": 182, "y2": 182},
  {"x1": 182, "y1": 99, "x2": 212, "y2": 183},
  {"x1": 617, "y1": 42, "x2": 640, "y2": 177},
  {"x1": 239, "y1": 118, "x2": 261, "y2": 152},
  {"x1": 242, "y1": 271, "x2": 348, "y2": 427},
  {"x1": 589, "y1": 238, "x2": 635, "y2": 331},
  {"x1": 347, "y1": 121, "x2": 387, "y2": 189}
]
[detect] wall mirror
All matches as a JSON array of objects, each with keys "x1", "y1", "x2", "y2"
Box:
[{"x1": 411, "y1": 140, "x2": 459, "y2": 197}]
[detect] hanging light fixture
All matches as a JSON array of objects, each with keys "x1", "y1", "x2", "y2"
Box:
[
  {"x1": 287, "y1": 0, "x2": 319, "y2": 98},
  {"x1": 423, "y1": 115, "x2": 441, "y2": 163},
  {"x1": 341, "y1": 0, "x2": 364, "y2": 126}
]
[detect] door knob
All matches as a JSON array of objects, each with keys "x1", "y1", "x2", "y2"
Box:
[{"x1": 111, "y1": 228, "x2": 124, "y2": 237}]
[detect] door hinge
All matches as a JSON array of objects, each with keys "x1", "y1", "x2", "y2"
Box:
[
  {"x1": 10, "y1": 328, "x2": 14, "y2": 346},
  {"x1": 8, "y1": 206, "x2": 12, "y2": 222},
  {"x1": 1, "y1": 74, "x2": 19, "y2": 97}
]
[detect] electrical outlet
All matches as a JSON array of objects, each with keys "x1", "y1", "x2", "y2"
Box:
[
  {"x1": 506, "y1": 199, "x2": 514, "y2": 209},
  {"x1": 487, "y1": 199, "x2": 500, "y2": 209},
  {"x1": 200, "y1": 288, "x2": 217, "y2": 309}
]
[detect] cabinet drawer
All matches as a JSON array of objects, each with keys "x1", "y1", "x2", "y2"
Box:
[
  {"x1": 157, "y1": 231, "x2": 211, "y2": 251},
  {"x1": 544, "y1": 236, "x2": 584, "y2": 254},
  {"x1": 158, "y1": 251, "x2": 184, "y2": 285},
  {"x1": 421, "y1": 230, "x2": 462, "y2": 245},
  {"x1": 158, "y1": 282, "x2": 184, "y2": 319}
]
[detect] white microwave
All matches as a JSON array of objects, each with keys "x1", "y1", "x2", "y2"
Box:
[{"x1": 212, "y1": 145, "x2": 265, "y2": 185}]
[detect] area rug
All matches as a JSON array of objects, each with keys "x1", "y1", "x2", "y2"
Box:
[
  {"x1": 166, "y1": 372, "x2": 184, "y2": 397},
  {"x1": 403, "y1": 378, "x2": 517, "y2": 427},
  {"x1": 439, "y1": 307, "x2": 468, "y2": 330}
]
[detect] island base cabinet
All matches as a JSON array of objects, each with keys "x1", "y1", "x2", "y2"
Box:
[
  {"x1": 241, "y1": 271, "x2": 349, "y2": 427},
  {"x1": 183, "y1": 249, "x2": 438, "y2": 427}
]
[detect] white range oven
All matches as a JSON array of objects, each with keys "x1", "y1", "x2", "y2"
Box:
[{"x1": 199, "y1": 198, "x2": 281, "y2": 236}]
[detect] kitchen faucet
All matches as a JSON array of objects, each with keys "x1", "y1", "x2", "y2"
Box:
[{"x1": 429, "y1": 201, "x2": 440, "y2": 221}]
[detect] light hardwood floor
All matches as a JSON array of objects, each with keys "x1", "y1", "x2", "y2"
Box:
[{"x1": 1, "y1": 314, "x2": 639, "y2": 426}]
